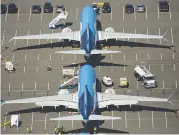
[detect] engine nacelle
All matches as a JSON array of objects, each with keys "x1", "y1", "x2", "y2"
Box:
[
  {"x1": 105, "y1": 27, "x2": 115, "y2": 32},
  {"x1": 58, "y1": 89, "x2": 70, "y2": 95},
  {"x1": 104, "y1": 88, "x2": 116, "y2": 94},
  {"x1": 62, "y1": 27, "x2": 72, "y2": 32}
]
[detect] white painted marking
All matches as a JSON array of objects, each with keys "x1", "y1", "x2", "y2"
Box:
[
  {"x1": 76, "y1": 8, "x2": 78, "y2": 20},
  {"x1": 72, "y1": 113, "x2": 74, "y2": 129},
  {"x1": 147, "y1": 28, "x2": 149, "y2": 44},
  {"x1": 39, "y1": 30, "x2": 41, "y2": 44},
  {"x1": 146, "y1": 6, "x2": 148, "y2": 20},
  {"x1": 53, "y1": 8, "x2": 55, "y2": 19},
  {"x1": 165, "y1": 111, "x2": 167, "y2": 128},
  {"x1": 31, "y1": 112, "x2": 34, "y2": 130},
  {"x1": 17, "y1": 8, "x2": 20, "y2": 21},
  {"x1": 2, "y1": 30, "x2": 5, "y2": 46},
  {"x1": 35, "y1": 66, "x2": 38, "y2": 73},
  {"x1": 3, "y1": 114, "x2": 7, "y2": 130},
  {"x1": 173, "y1": 52, "x2": 175, "y2": 59},
  {"x1": 169, "y1": 5, "x2": 171, "y2": 19},
  {"x1": 124, "y1": 66, "x2": 126, "y2": 71},
  {"x1": 112, "y1": 111, "x2": 114, "y2": 129},
  {"x1": 138, "y1": 111, "x2": 140, "y2": 128},
  {"x1": 22, "y1": 82, "x2": 24, "y2": 91},
  {"x1": 5, "y1": 8, "x2": 8, "y2": 21},
  {"x1": 41, "y1": 8, "x2": 43, "y2": 21},
  {"x1": 174, "y1": 64, "x2": 175, "y2": 71},
  {"x1": 49, "y1": 54, "x2": 51, "y2": 62},
  {"x1": 14, "y1": 30, "x2": 17, "y2": 46},
  {"x1": 99, "y1": 7, "x2": 102, "y2": 20},
  {"x1": 134, "y1": 7, "x2": 136, "y2": 20},
  {"x1": 137, "y1": 81, "x2": 138, "y2": 89},
  {"x1": 136, "y1": 53, "x2": 137, "y2": 60},
  {"x1": 12, "y1": 54, "x2": 14, "y2": 62},
  {"x1": 25, "y1": 54, "x2": 27, "y2": 62},
  {"x1": 62, "y1": 54, "x2": 64, "y2": 61},
  {"x1": 175, "y1": 81, "x2": 178, "y2": 89},
  {"x1": 44, "y1": 113, "x2": 47, "y2": 129},
  {"x1": 48, "y1": 82, "x2": 49, "y2": 90},
  {"x1": 123, "y1": 6, "x2": 124, "y2": 20},
  {"x1": 99, "y1": 66, "x2": 100, "y2": 72},
  {"x1": 159, "y1": 28, "x2": 161, "y2": 44},
  {"x1": 35, "y1": 82, "x2": 36, "y2": 90},
  {"x1": 125, "y1": 111, "x2": 127, "y2": 128},
  {"x1": 51, "y1": 30, "x2": 53, "y2": 44},
  {"x1": 163, "y1": 81, "x2": 165, "y2": 89},
  {"x1": 161, "y1": 64, "x2": 163, "y2": 71},
  {"x1": 37, "y1": 54, "x2": 39, "y2": 61},
  {"x1": 135, "y1": 28, "x2": 136, "y2": 42},
  {"x1": 29, "y1": 8, "x2": 31, "y2": 21},
  {"x1": 58, "y1": 112, "x2": 60, "y2": 128},
  {"x1": 157, "y1": 6, "x2": 160, "y2": 19},
  {"x1": 24, "y1": 66, "x2": 26, "y2": 73},
  {"x1": 161, "y1": 53, "x2": 163, "y2": 60},
  {"x1": 148, "y1": 53, "x2": 150, "y2": 60},
  {"x1": 124, "y1": 53, "x2": 126, "y2": 60},
  {"x1": 152, "y1": 111, "x2": 154, "y2": 128},
  {"x1": 149, "y1": 64, "x2": 151, "y2": 71},
  {"x1": 111, "y1": 7, "x2": 112, "y2": 20},
  {"x1": 9, "y1": 83, "x2": 11, "y2": 91},
  {"x1": 171, "y1": 27, "x2": 173, "y2": 44}
]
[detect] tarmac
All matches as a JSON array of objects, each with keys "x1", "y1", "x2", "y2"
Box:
[{"x1": 1, "y1": 0, "x2": 179, "y2": 134}]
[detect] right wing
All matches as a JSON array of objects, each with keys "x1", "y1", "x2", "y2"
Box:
[
  {"x1": 9, "y1": 31, "x2": 80, "y2": 42},
  {"x1": 1, "y1": 93, "x2": 78, "y2": 109}
]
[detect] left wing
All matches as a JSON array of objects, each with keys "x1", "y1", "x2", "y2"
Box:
[
  {"x1": 98, "y1": 31, "x2": 166, "y2": 41},
  {"x1": 9, "y1": 31, "x2": 80, "y2": 42},
  {"x1": 1, "y1": 93, "x2": 78, "y2": 109},
  {"x1": 97, "y1": 92, "x2": 172, "y2": 108}
]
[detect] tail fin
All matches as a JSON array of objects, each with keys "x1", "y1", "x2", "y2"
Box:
[{"x1": 50, "y1": 114, "x2": 121, "y2": 121}]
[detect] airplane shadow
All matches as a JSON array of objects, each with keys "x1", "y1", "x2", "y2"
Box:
[
  {"x1": 96, "y1": 78, "x2": 102, "y2": 92},
  {"x1": 49, "y1": 22, "x2": 73, "y2": 29}
]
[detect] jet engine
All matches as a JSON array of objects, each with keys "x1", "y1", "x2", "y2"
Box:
[
  {"x1": 58, "y1": 89, "x2": 70, "y2": 95},
  {"x1": 105, "y1": 27, "x2": 115, "y2": 32},
  {"x1": 104, "y1": 88, "x2": 116, "y2": 94},
  {"x1": 62, "y1": 27, "x2": 72, "y2": 32}
]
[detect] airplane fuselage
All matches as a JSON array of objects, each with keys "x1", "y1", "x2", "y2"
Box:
[
  {"x1": 80, "y1": 6, "x2": 98, "y2": 57},
  {"x1": 78, "y1": 64, "x2": 97, "y2": 121}
]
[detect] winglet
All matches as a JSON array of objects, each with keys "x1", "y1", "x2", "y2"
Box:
[
  {"x1": 167, "y1": 92, "x2": 174, "y2": 106},
  {"x1": 1, "y1": 100, "x2": 5, "y2": 106},
  {"x1": 163, "y1": 31, "x2": 168, "y2": 41}
]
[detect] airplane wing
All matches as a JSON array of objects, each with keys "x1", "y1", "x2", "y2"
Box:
[
  {"x1": 97, "y1": 92, "x2": 173, "y2": 108},
  {"x1": 98, "y1": 31, "x2": 167, "y2": 41},
  {"x1": 9, "y1": 31, "x2": 80, "y2": 42},
  {"x1": 1, "y1": 93, "x2": 78, "y2": 109}
]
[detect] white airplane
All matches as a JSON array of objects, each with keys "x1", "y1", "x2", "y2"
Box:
[
  {"x1": 1, "y1": 64, "x2": 173, "y2": 122},
  {"x1": 9, "y1": 6, "x2": 167, "y2": 58}
]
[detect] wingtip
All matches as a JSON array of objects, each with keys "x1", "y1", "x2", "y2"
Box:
[
  {"x1": 167, "y1": 92, "x2": 175, "y2": 106},
  {"x1": 163, "y1": 30, "x2": 169, "y2": 41}
]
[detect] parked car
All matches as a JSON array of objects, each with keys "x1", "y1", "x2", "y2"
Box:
[
  {"x1": 136, "y1": 4, "x2": 145, "y2": 13},
  {"x1": 92, "y1": 3, "x2": 100, "y2": 14},
  {"x1": 102, "y1": 76, "x2": 113, "y2": 86},
  {"x1": 56, "y1": 4, "x2": 65, "y2": 13},
  {"x1": 32, "y1": 5, "x2": 41, "y2": 13},
  {"x1": 1, "y1": 4, "x2": 7, "y2": 14},
  {"x1": 102, "y1": 2, "x2": 111, "y2": 13},
  {"x1": 125, "y1": 4, "x2": 134, "y2": 14},
  {"x1": 44, "y1": 2, "x2": 53, "y2": 13},
  {"x1": 8, "y1": 3, "x2": 18, "y2": 13},
  {"x1": 159, "y1": 1, "x2": 169, "y2": 12}
]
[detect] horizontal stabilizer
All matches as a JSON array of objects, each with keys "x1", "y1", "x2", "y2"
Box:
[
  {"x1": 50, "y1": 114, "x2": 121, "y2": 121},
  {"x1": 91, "y1": 50, "x2": 121, "y2": 54},
  {"x1": 56, "y1": 50, "x2": 86, "y2": 54}
]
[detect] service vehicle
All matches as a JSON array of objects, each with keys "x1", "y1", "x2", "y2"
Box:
[
  {"x1": 102, "y1": 2, "x2": 111, "y2": 13},
  {"x1": 119, "y1": 77, "x2": 129, "y2": 88},
  {"x1": 32, "y1": 5, "x2": 41, "y2": 13},
  {"x1": 1, "y1": 4, "x2": 7, "y2": 14},
  {"x1": 5, "y1": 61, "x2": 14, "y2": 72},
  {"x1": 44, "y1": 2, "x2": 53, "y2": 13},
  {"x1": 8, "y1": 3, "x2": 18, "y2": 13},
  {"x1": 102, "y1": 76, "x2": 113, "y2": 86},
  {"x1": 62, "y1": 68, "x2": 75, "y2": 78},
  {"x1": 56, "y1": 4, "x2": 65, "y2": 13},
  {"x1": 136, "y1": 4, "x2": 146, "y2": 13},
  {"x1": 134, "y1": 65, "x2": 157, "y2": 88},
  {"x1": 159, "y1": 1, "x2": 169, "y2": 12},
  {"x1": 125, "y1": 4, "x2": 134, "y2": 13},
  {"x1": 10, "y1": 115, "x2": 19, "y2": 128},
  {"x1": 92, "y1": 3, "x2": 100, "y2": 14}
]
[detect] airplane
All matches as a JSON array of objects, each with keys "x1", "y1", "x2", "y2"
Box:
[
  {"x1": 9, "y1": 6, "x2": 167, "y2": 59},
  {"x1": 1, "y1": 64, "x2": 174, "y2": 122}
]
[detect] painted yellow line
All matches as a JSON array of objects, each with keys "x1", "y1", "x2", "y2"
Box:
[
  {"x1": 1, "y1": 121, "x2": 10, "y2": 127},
  {"x1": 97, "y1": 2, "x2": 104, "y2": 6}
]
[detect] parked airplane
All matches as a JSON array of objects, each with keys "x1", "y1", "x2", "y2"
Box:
[
  {"x1": 1, "y1": 64, "x2": 173, "y2": 122},
  {"x1": 9, "y1": 6, "x2": 167, "y2": 58}
]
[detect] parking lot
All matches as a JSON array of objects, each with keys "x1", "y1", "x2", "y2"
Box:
[{"x1": 1, "y1": 0, "x2": 179, "y2": 134}]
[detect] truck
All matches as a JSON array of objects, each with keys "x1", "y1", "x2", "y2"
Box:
[
  {"x1": 134, "y1": 65, "x2": 157, "y2": 88},
  {"x1": 62, "y1": 68, "x2": 75, "y2": 78},
  {"x1": 5, "y1": 61, "x2": 14, "y2": 72}
]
